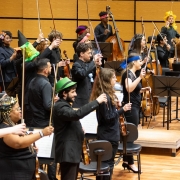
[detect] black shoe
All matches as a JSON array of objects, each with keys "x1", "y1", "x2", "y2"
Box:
[
  {"x1": 127, "y1": 165, "x2": 139, "y2": 173},
  {"x1": 122, "y1": 162, "x2": 129, "y2": 170}
]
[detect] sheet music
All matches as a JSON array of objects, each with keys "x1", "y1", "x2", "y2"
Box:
[
  {"x1": 115, "y1": 92, "x2": 123, "y2": 103},
  {"x1": 28, "y1": 130, "x2": 54, "y2": 158},
  {"x1": 80, "y1": 111, "x2": 97, "y2": 134}
]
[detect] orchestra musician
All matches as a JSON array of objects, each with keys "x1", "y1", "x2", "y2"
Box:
[
  {"x1": 53, "y1": 77, "x2": 107, "y2": 180},
  {"x1": 90, "y1": 68, "x2": 131, "y2": 180},
  {"x1": 156, "y1": 33, "x2": 171, "y2": 68},
  {"x1": 94, "y1": 11, "x2": 113, "y2": 42},
  {"x1": 71, "y1": 42, "x2": 102, "y2": 108},
  {"x1": 161, "y1": 11, "x2": 180, "y2": 58},
  {"x1": 120, "y1": 53, "x2": 147, "y2": 173},
  {"x1": 0, "y1": 95, "x2": 53, "y2": 180}
]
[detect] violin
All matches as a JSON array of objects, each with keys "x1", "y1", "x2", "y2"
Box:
[
  {"x1": 105, "y1": 6, "x2": 125, "y2": 61},
  {"x1": 63, "y1": 50, "x2": 72, "y2": 79},
  {"x1": 82, "y1": 139, "x2": 90, "y2": 165}
]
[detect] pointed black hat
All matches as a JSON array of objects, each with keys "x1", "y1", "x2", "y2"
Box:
[{"x1": 17, "y1": 30, "x2": 28, "y2": 47}]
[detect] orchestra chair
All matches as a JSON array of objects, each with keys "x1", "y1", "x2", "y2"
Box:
[
  {"x1": 79, "y1": 140, "x2": 112, "y2": 180},
  {"x1": 117, "y1": 123, "x2": 142, "y2": 180},
  {"x1": 158, "y1": 97, "x2": 168, "y2": 127},
  {"x1": 39, "y1": 168, "x2": 49, "y2": 180}
]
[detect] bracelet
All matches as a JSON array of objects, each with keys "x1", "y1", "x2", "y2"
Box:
[{"x1": 39, "y1": 131, "x2": 44, "y2": 138}]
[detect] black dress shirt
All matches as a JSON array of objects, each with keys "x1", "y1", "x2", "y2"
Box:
[
  {"x1": 29, "y1": 74, "x2": 52, "y2": 127},
  {"x1": 94, "y1": 22, "x2": 113, "y2": 42}
]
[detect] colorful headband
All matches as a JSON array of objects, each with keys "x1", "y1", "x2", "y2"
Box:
[
  {"x1": 78, "y1": 29, "x2": 86, "y2": 35},
  {"x1": 120, "y1": 56, "x2": 141, "y2": 69},
  {"x1": 100, "y1": 14, "x2": 108, "y2": 19}
]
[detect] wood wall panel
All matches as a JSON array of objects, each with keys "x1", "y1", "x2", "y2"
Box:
[
  {"x1": 0, "y1": 20, "x2": 22, "y2": 38},
  {"x1": 136, "y1": 1, "x2": 180, "y2": 21},
  {"x1": 23, "y1": 20, "x2": 77, "y2": 39},
  {"x1": 135, "y1": 22, "x2": 174, "y2": 38},
  {"x1": 79, "y1": 21, "x2": 134, "y2": 41},
  {"x1": 23, "y1": 0, "x2": 77, "y2": 19},
  {"x1": 78, "y1": 0, "x2": 134, "y2": 20},
  {"x1": 60, "y1": 41, "x2": 75, "y2": 60},
  {"x1": 0, "y1": 0, "x2": 23, "y2": 17}
]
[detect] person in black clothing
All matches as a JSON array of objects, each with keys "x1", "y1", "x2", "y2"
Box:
[
  {"x1": 28, "y1": 58, "x2": 59, "y2": 180},
  {"x1": 161, "y1": 11, "x2": 180, "y2": 58},
  {"x1": 94, "y1": 11, "x2": 113, "y2": 42},
  {"x1": 156, "y1": 33, "x2": 171, "y2": 68},
  {"x1": 121, "y1": 53, "x2": 147, "y2": 173},
  {"x1": 0, "y1": 31, "x2": 18, "y2": 91},
  {"x1": 39, "y1": 30, "x2": 69, "y2": 86},
  {"x1": 128, "y1": 34, "x2": 151, "y2": 76},
  {"x1": 53, "y1": 77, "x2": 107, "y2": 180},
  {"x1": 28, "y1": 58, "x2": 58, "y2": 127},
  {"x1": 71, "y1": 42, "x2": 102, "y2": 108},
  {"x1": 90, "y1": 68, "x2": 131, "y2": 180},
  {"x1": 0, "y1": 95, "x2": 53, "y2": 180}
]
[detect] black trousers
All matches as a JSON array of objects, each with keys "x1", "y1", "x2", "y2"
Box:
[
  {"x1": 96, "y1": 141, "x2": 118, "y2": 180},
  {"x1": 123, "y1": 105, "x2": 140, "y2": 164},
  {"x1": 60, "y1": 162, "x2": 79, "y2": 180}
]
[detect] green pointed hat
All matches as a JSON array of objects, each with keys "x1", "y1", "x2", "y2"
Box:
[
  {"x1": 21, "y1": 42, "x2": 40, "y2": 62},
  {"x1": 55, "y1": 77, "x2": 77, "y2": 93}
]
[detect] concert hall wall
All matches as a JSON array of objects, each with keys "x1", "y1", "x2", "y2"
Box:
[{"x1": 0, "y1": 0, "x2": 179, "y2": 59}]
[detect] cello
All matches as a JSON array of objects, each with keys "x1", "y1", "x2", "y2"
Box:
[{"x1": 105, "y1": 6, "x2": 125, "y2": 61}]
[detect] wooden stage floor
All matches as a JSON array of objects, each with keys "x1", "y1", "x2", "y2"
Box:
[{"x1": 56, "y1": 97, "x2": 180, "y2": 180}]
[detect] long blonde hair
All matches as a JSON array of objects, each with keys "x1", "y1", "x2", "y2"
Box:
[{"x1": 90, "y1": 68, "x2": 116, "y2": 105}]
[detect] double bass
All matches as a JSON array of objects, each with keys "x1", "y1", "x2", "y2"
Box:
[{"x1": 105, "y1": 6, "x2": 125, "y2": 61}]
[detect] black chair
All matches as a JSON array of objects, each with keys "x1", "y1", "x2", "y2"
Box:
[
  {"x1": 39, "y1": 168, "x2": 49, "y2": 180},
  {"x1": 158, "y1": 97, "x2": 168, "y2": 127},
  {"x1": 79, "y1": 140, "x2": 112, "y2": 180},
  {"x1": 117, "y1": 123, "x2": 142, "y2": 180}
]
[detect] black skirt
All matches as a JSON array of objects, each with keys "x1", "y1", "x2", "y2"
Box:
[{"x1": 0, "y1": 157, "x2": 36, "y2": 180}]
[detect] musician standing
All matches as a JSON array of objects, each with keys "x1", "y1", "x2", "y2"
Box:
[
  {"x1": 53, "y1": 77, "x2": 107, "y2": 180},
  {"x1": 90, "y1": 68, "x2": 131, "y2": 180},
  {"x1": 94, "y1": 11, "x2": 113, "y2": 42},
  {"x1": 161, "y1": 11, "x2": 180, "y2": 58},
  {"x1": 120, "y1": 53, "x2": 146, "y2": 173}
]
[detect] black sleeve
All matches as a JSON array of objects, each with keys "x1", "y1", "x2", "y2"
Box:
[
  {"x1": 71, "y1": 61, "x2": 96, "y2": 79},
  {"x1": 54, "y1": 100, "x2": 99, "y2": 121}
]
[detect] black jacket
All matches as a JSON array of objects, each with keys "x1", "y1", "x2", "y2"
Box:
[
  {"x1": 53, "y1": 98, "x2": 99, "y2": 163},
  {"x1": 0, "y1": 46, "x2": 17, "y2": 83},
  {"x1": 71, "y1": 59, "x2": 96, "y2": 108},
  {"x1": 29, "y1": 74, "x2": 52, "y2": 127},
  {"x1": 97, "y1": 94, "x2": 123, "y2": 142},
  {"x1": 156, "y1": 45, "x2": 170, "y2": 67}
]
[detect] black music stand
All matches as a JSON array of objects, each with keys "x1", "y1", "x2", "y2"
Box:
[
  {"x1": 91, "y1": 42, "x2": 113, "y2": 58},
  {"x1": 165, "y1": 71, "x2": 180, "y2": 122},
  {"x1": 153, "y1": 75, "x2": 180, "y2": 130}
]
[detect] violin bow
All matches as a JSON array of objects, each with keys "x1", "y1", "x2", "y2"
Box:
[
  {"x1": 85, "y1": 0, "x2": 103, "y2": 93},
  {"x1": 36, "y1": 0, "x2": 42, "y2": 34},
  {"x1": 48, "y1": 0, "x2": 58, "y2": 126},
  {"x1": 125, "y1": 56, "x2": 130, "y2": 103},
  {"x1": 152, "y1": 22, "x2": 168, "y2": 46},
  {"x1": 21, "y1": 48, "x2": 25, "y2": 123},
  {"x1": 144, "y1": 28, "x2": 156, "y2": 69}
]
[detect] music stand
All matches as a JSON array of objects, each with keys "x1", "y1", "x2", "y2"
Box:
[
  {"x1": 153, "y1": 75, "x2": 180, "y2": 130},
  {"x1": 91, "y1": 42, "x2": 113, "y2": 58},
  {"x1": 165, "y1": 71, "x2": 180, "y2": 122}
]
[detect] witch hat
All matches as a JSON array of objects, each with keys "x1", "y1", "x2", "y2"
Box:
[{"x1": 17, "y1": 30, "x2": 28, "y2": 47}]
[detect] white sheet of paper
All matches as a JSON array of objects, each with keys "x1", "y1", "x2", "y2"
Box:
[
  {"x1": 115, "y1": 92, "x2": 123, "y2": 103},
  {"x1": 28, "y1": 130, "x2": 54, "y2": 158},
  {"x1": 80, "y1": 111, "x2": 97, "y2": 134}
]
